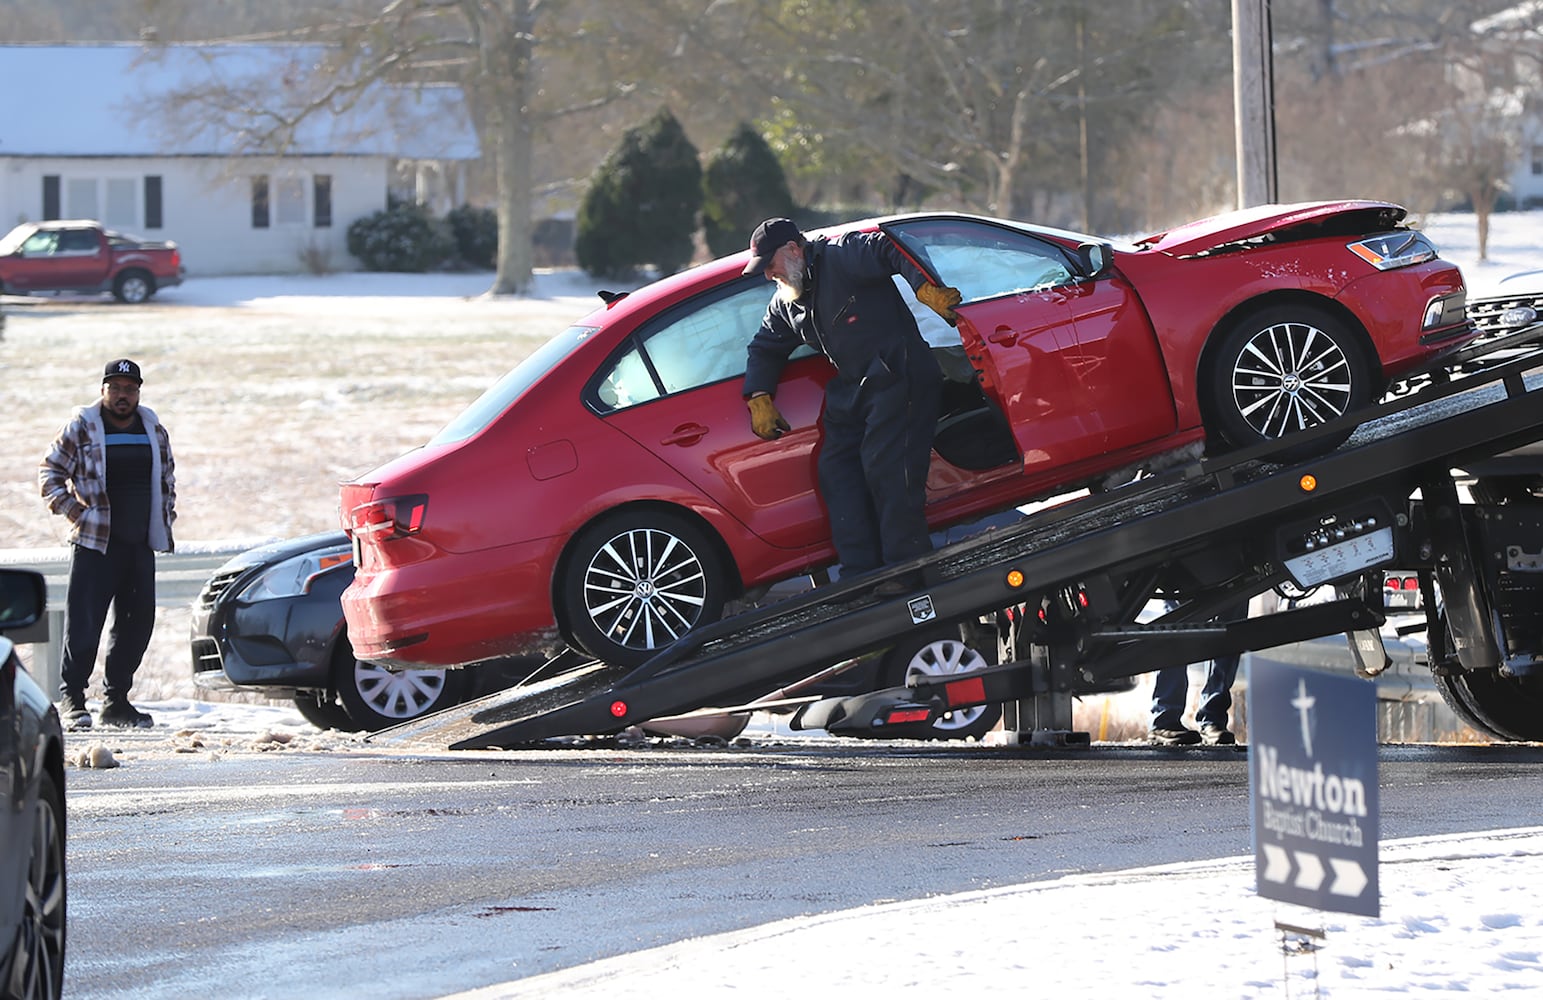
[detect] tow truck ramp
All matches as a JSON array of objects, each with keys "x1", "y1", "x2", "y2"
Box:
[{"x1": 370, "y1": 331, "x2": 1543, "y2": 751}]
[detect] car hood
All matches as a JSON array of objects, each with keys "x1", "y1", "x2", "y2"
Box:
[
  {"x1": 1135, "y1": 200, "x2": 1407, "y2": 257},
  {"x1": 214, "y1": 531, "x2": 350, "y2": 574}
]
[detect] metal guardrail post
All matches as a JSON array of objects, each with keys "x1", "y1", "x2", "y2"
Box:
[{"x1": 11, "y1": 608, "x2": 65, "y2": 698}]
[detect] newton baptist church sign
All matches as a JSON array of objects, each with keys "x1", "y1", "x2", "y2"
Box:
[{"x1": 1249, "y1": 663, "x2": 1380, "y2": 918}]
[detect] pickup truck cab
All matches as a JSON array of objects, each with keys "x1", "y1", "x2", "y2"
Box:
[{"x1": 0, "y1": 219, "x2": 184, "y2": 303}]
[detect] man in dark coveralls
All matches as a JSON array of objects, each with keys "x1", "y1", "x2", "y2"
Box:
[{"x1": 740, "y1": 218, "x2": 962, "y2": 595}]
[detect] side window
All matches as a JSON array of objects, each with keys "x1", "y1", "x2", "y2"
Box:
[
  {"x1": 885, "y1": 219, "x2": 1076, "y2": 305},
  {"x1": 57, "y1": 230, "x2": 98, "y2": 253},
  {"x1": 592, "y1": 280, "x2": 793, "y2": 413},
  {"x1": 21, "y1": 232, "x2": 59, "y2": 254}
]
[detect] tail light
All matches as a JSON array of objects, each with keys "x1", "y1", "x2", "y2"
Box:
[{"x1": 349, "y1": 494, "x2": 428, "y2": 542}]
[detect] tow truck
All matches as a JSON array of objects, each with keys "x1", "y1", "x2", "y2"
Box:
[{"x1": 372, "y1": 325, "x2": 1543, "y2": 751}]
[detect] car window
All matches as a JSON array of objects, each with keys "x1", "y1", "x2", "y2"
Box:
[
  {"x1": 592, "y1": 279, "x2": 812, "y2": 413},
  {"x1": 58, "y1": 230, "x2": 98, "y2": 253},
  {"x1": 429, "y1": 325, "x2": 597, "y2": 446},
  {"x1": 21, "y1": 231, "x2": 59, "y2": 255},
  {"x1": 885, "y1": 218, "x2": 1076, "y2": 304}
]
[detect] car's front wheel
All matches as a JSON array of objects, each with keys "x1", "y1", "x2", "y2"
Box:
[
  {"x1": 1208, "y1": 304, "x2": 1372, "y2": 459},
  {"x1": 292, "y1": 690, "x2": 359, "y2": 732},
  {"x1": 882, "y1": 626, "x2": 1002, "y2": 741},
  {"x1": 561, "y1": 510, "x2": 728, "y2": 667},
  {"x1": 333, "y1": 641, "x2": 468, "y2": 731},
  {"x1": 10, "y1": 768, "x2": 66, "y2": 1000}
]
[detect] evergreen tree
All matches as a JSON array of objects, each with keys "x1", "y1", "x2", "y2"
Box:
[
  {"x1": 576, "y1": 108, "x2": 702, "y2": 279},
  {"x1": 701, "y1": 123, "x2": 798, "y2": 259}
]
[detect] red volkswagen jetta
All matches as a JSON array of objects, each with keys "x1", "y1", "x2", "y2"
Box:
[{"x1": 341, "y1": 202, "x2": 1474, "y2": 669}]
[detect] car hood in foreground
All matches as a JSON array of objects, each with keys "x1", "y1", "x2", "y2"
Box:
[{"x1": 1135, "y1": 200, "x2": 1407, "y2": 257}]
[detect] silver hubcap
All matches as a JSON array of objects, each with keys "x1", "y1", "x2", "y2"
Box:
[
  {"x1": 1232, "y1": 320, "x2": 1353, "y2": 438},
  {"x1": 354, "y1": 662, "x2": 448, "y2": 719},
  {"x1": 584, "y1": 527, "x2": 707, "y2": 652},
  {"x1": 904, "y1": 639, "x2": 990, "y2": 732}
]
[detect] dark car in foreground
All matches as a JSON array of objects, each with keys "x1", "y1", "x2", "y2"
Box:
[
  {"x1": 0, "y1": 567, "x2": 67, "y2": 999},
  {"x1": 341, "y1": 201, "x2": 1477, "y2": 674}
]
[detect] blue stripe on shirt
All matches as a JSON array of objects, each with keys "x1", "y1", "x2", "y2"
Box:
[{"x1": 105, "y1": 432, "x2": 152, "y2": 446}]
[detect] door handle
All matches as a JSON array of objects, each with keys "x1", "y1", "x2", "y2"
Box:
[
  {"x1": 988, "y1": 325, "x2": 1019, "y2": 347},
  {"x1": 661, "y1": 423, "x2": 709, "y2": 446}
]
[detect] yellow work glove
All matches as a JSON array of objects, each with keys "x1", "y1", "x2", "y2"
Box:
[
  {"x1": 747, "y1": 394, "x2": 791, "y2": 440},
  {"x1": 916, "y1": 282, "x2": 962, "y2": 325}
]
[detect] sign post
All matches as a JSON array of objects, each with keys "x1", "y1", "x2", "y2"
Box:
[{"x1": 1250, "y1": 663, "x2": 1380, "y2": 917}]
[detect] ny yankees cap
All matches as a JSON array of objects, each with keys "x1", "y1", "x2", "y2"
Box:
[{"x1": 103, "y1": 358, "x2": 143, "y2": 384}]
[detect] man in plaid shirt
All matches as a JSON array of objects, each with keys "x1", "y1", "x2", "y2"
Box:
[{"x1": 39, "y1": 359, "x2": 176, "y2": 729}]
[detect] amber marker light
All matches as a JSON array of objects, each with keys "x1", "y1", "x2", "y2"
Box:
[
  {"x1": 1299, "y1": 474, "x2": 1318, "y2": 492},
  {"x1": 1006, "y1": 569, "x2": 1025, "y2": 588}
]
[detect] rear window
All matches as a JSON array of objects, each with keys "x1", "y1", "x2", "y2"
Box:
[{"x1": 428, "y1": 325, "x2": 597, "y2": 446}]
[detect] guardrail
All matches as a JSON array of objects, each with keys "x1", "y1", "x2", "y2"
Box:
[{"x1": 2, "y1": 547, "x2": 243, "y2": 697}]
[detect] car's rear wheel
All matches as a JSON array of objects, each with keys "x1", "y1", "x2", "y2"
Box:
[
  {"x1": 1208, "y1": 304, "x2": 1372, "y2": 459},
  {"x1": 562, "y1": 510, "x2": 728, "y2": 667},
  {"x1": 333, "y1": 641, "x2": 468, "y2": 731},
  {"x1": 292, "y1": 690, "x2": 359, "y2": 732},
  {"x1": 112, "y1": 270, "x2": 154, "y2": 304},
  {"x1": 11, "y1": 768, "x2": 66, "y2": 1000},
  {"x1": 882, "y1": 626, "x2": 1002, "y2": 741}
]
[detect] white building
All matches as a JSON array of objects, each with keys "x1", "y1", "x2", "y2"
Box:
[{"x1": 0, "y1": 43, "x2": 479, "y2": 275}]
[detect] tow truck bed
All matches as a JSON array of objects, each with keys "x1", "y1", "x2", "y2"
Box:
[{"x1": 371, "y1": 332, "x2": 1543, "y2": 750}]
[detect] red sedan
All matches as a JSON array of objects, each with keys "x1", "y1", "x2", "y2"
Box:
[{"x1": 340, "y1": 201, "x2": 1474, "y2": 669}]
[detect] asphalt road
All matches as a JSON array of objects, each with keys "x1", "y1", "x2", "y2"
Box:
[{"x1": 60, "y1": 733, "x2": 1543, "y2": 1000}]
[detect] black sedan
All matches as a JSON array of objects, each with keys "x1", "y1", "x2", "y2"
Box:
[
  {"x1": 191, "y1": 533, "x2": 540, "y2": 732},
  {"x1": 1, "y1": 567, "x2": 67, "y2": 999}
]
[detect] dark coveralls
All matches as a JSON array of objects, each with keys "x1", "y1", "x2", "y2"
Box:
[{"x1": 743, "y1": 232, "x2": 943, "y2": 574}]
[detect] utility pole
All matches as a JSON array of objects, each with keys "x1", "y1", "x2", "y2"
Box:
[{"x1": 1233, "y1": 0, "x2": 1278, "y2": 207}]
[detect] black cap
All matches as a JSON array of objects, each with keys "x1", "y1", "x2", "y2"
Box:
[
  {"x1": 103, "y1": 359, "x2": 142, "y2": 384},
  {"x1": 742, "y1": 218, "x2": 802, "y2": 276}
]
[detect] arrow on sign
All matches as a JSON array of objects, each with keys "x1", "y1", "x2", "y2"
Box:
[
  {"x1": 1261, "y1": 844, "x2": 1291, "y2": 883},
  {"x1": 1293, "y1": 850, "x2": 1325, "y2": 890},
  {"x1": 1330, "y1": 858, "x2": 1369, "y2": 897}
]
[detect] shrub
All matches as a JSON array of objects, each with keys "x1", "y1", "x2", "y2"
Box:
[
  {"x1": 576, "y1": 108, "x2": 703, "y2": 279},
  {"x1": 446, "y1": 204, "x2": 498, "y2": 269},
  {"x1": 702, "y1": 123, "x2": 798, "y2": 258},
  {"x1": 345, "y1": 203, "x2": 456, "y2": 272}
]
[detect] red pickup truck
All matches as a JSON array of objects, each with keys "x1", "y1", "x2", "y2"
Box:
[{"x1": 0, "y1": 220, "x2": 184, "y2": 304}]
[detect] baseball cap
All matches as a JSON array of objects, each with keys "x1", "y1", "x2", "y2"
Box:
[
  {"x1": 103, "y1": 359, "x2": 143, "y2": 384},
  {"x1": 742, "y1": 218, "x2": 803, "y2": 276}
]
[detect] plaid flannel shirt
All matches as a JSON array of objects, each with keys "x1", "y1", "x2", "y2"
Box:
[{"x1": 39, "y1": 402, "x2": 176, "y2": 554}]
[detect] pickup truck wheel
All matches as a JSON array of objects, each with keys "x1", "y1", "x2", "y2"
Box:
[
  {"x1": 562, "y1": 510, "x2": 727, "y2": 668},
  {"x1": 882, "y1": 626, "x2": 1002, "y2": 741},
  {"x1": 1208, "y1": 305, "x2": 1372, "y2": 460},
  {"x1": 113, "y1": 270, "x2": 154, "y2": 304}
]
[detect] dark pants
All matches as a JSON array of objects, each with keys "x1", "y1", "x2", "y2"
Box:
[
  {"x1": 818, "y1": 358, "x2": 941, "y2": 574},
  {"x1": 1151, "y1": 600, "x2": 1247, "y2": 731},
  {"x1": 59, "y1": 540, "x2": 156, "y2": 703}
]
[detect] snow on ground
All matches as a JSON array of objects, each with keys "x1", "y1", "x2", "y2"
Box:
[{"x1": 10, "y1": 210, "x2": 1543, "y2": 997}]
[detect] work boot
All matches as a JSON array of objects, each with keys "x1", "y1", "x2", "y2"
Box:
[
  {"x1": 1199, "y1": 725, "x2": 1237, "y2": 746},
  {"x1": 58, "y1": 692, "x2": 92, "y2": 732},
  {"x1": 1149, "y1": 726, "x2": 1201, "y2": 746},
  {"x1": 98, "y1": 699, "x2": 154, "y2": 729}
]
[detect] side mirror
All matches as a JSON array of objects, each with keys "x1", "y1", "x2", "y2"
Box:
[
  {"x1": 1077, "y1": 242, "x2": 1114, "y2": 279},
  {"x1": 0, "y1": 569, "x2": 45, "y2": 632}
]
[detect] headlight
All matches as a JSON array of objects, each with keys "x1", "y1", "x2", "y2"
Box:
[
  {"x1": 236, "y1": 545, "x2": 353, "y2": 602},
  {"x1": 1347, "y1": 231, "x2": 1437, "y2": 270}
]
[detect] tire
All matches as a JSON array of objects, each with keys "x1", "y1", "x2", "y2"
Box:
[
  {"x1": 9, "y1": 768, "x2": 67, "y2": 1000},
  {"x1": 882, "y1": 626, "x2": 1002, "y2": 741},
  {"x1": 1208, "y1": 304, "x2": 1372, "y2": 459},
  {"x1": 292, "y1": 691, "x2": 360, "y2": 733},
  {"x1": 333, "y1": 640, "x2": 468, "y2": 731},
  {"x1": 561, "y1": 510, "x2": 728, "y2": 667},
  {"x1": 1429, "y1": 612, "x2": 1543, "y2": 742},
  {"x1": 112, "y1": 271, "x2": 153, "y2": 304}
]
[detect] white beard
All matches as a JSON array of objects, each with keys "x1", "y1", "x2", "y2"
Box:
[{"x1": 774, "y1": 267, "x2": 805, "y2": 304}]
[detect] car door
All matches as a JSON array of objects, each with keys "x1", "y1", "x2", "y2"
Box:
[
  {"x1": 882, "y1": 217, "x2": 1113, "y2": 476},
  {"x1": 593, "y1": 278, "x2": 833, "y2": 551}
]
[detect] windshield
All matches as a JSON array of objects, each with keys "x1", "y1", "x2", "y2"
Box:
[
  {"x1": 429, "y1": 325, "x2": 597, "y2": 446},
  {"x1": 0, "y1": 225, "x2": 37, "y2": 255}
]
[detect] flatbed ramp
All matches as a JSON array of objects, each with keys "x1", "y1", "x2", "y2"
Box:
[{"x1": 369, "y1": 338, "x2": 1543, "y2": 751}]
